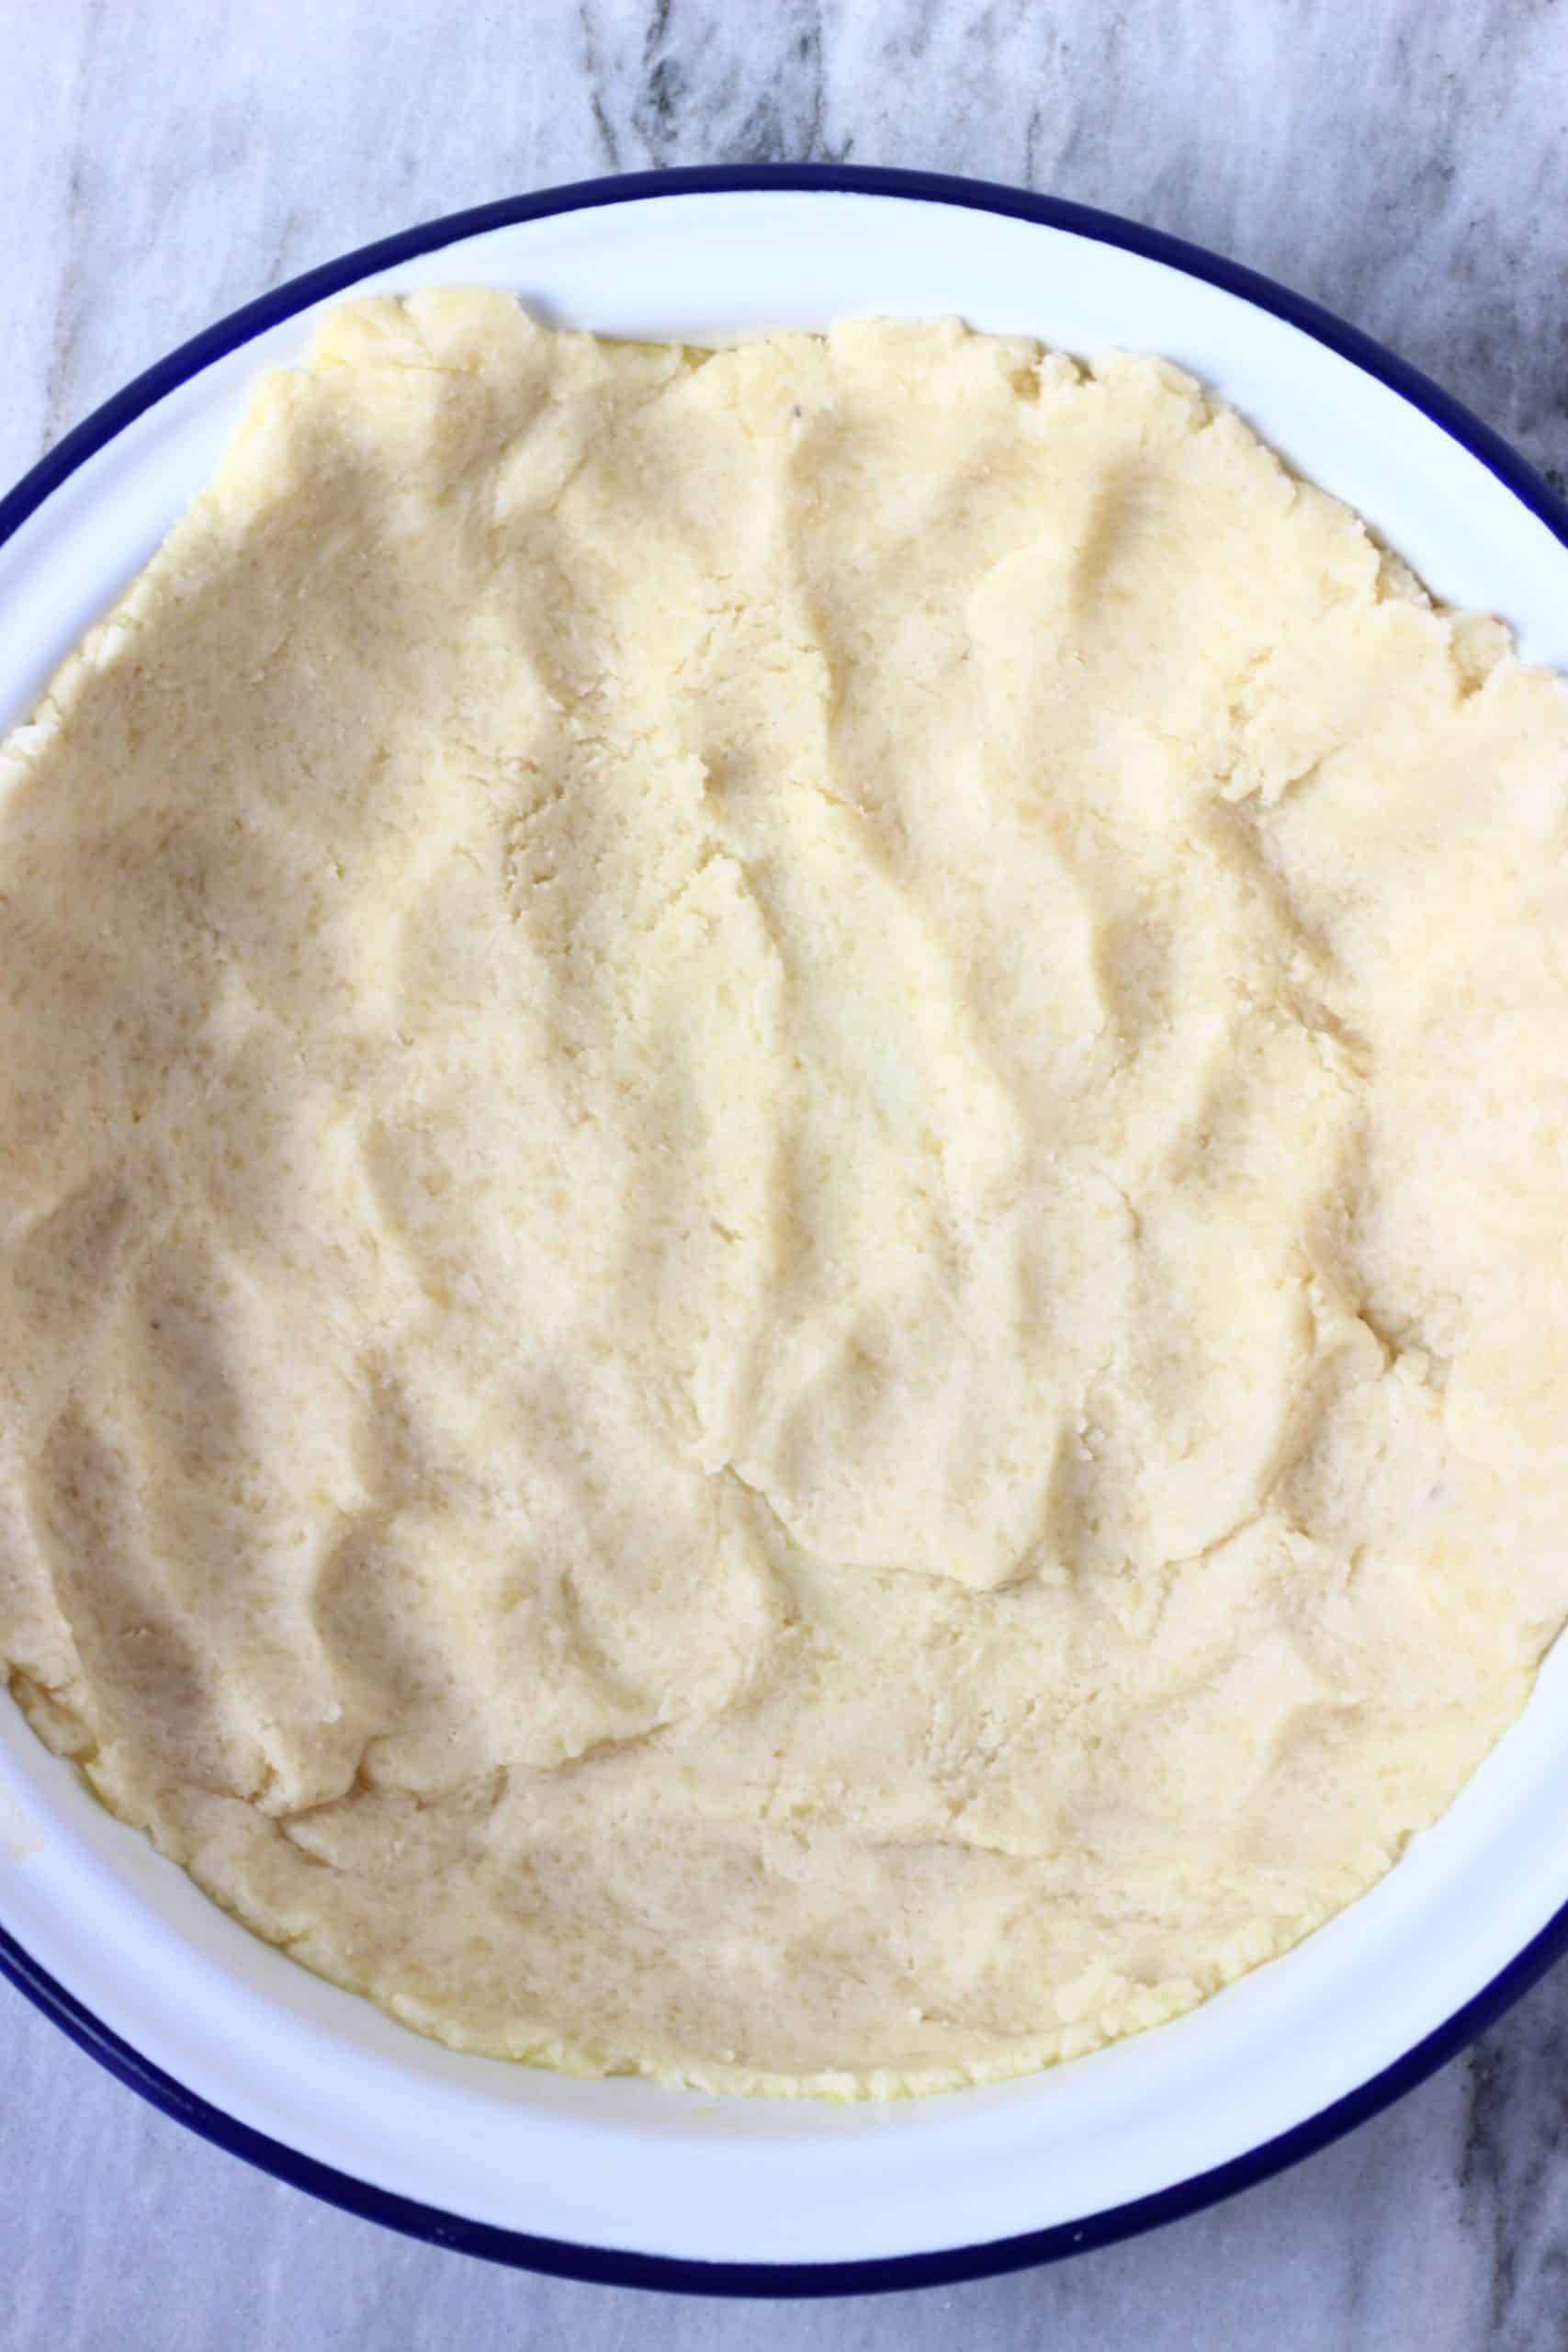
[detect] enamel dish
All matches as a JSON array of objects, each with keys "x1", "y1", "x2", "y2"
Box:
[{"x1": 3, "y1": 166, "x2": 1567, "y2": 2297}]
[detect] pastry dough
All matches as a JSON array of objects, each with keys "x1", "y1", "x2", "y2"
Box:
[{"x1": 4, "y1": 292, "x2": 1568, "y2": 2094}]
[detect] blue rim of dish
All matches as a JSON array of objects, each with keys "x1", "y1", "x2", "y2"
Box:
[{"x1": 3, "y1": 162, "x2": 1568, "y2": 2301}]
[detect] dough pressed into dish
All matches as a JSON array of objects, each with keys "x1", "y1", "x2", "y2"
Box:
[{"x1": 4, "y1": 291, "x2": 1568, "y2": 2095}]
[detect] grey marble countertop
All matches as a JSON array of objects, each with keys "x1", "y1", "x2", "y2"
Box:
[{"x1": 4, "y1": 3, "x2": 1568, "y2": 2344}]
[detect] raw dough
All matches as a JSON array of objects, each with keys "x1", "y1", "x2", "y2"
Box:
[{"x1": 4, "y1": 292, "x2": 1568, "y2": 2095}]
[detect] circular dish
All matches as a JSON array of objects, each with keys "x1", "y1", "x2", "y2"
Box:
[{"x1": 3, "y1": 164, "x2": 1567, "y2": 2299}]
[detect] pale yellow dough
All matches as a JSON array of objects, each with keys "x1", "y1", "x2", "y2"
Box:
[{"x1": 5, "y1": 291, "x2": 1568, "y2": 2097}]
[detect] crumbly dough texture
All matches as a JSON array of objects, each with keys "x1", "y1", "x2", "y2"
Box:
[{"x1": 4, "y1": 292, "x2": 1568, "y2": 2096}]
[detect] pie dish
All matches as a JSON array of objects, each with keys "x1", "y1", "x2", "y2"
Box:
[{"x1": 2, "y1": 166, "x2": 1567, "y2": 2295}]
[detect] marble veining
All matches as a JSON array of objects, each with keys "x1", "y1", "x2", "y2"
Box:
[{"x1": 4, "y1": 2, "x2": 1568, "y2": 2346}]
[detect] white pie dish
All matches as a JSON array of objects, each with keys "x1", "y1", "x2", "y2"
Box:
[{"x1": 2, "y1": 165, "x2": 1567, "y2": 2297}]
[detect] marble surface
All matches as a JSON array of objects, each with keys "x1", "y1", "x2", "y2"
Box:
[{"x1": 4, "y1": 0, "x2": 1568, "y2": 2342}]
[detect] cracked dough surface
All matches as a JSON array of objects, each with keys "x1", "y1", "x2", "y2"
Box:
[{"x1": 5, "y1": 291, "x2": 1568, "y2": 2094}]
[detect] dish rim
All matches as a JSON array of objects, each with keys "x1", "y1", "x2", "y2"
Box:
[{"x1": 3, "y1": 159, "x2": 1567, "y2": 2301}]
